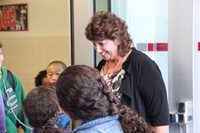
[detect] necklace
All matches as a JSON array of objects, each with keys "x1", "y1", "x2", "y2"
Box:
[{"x1": 103, "y1": 58, "x2": 122, "y2": 78}]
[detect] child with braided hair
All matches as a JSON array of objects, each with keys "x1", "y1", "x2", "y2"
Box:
[
  {"x1": 56, "y1": 65, "x2": 154, "y2": 133},
  {"x1": 22, "y1": 85, "x2": 68, "y2": 133}
]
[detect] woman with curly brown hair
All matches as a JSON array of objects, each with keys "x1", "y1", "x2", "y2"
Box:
[
  {"x1": 56, "y1": 65, "x2": 154, "y2": 133},
  {"x1": 85, "y1": 11, "x2": 169, "y2": 133},
  {"x1": 22, "y1": 85, "x2": 68, "y2": 133}
]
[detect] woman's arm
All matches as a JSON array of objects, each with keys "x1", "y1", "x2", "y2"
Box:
[{"x1": 154, "y1": 125, "x2": 169, "y2": 133}]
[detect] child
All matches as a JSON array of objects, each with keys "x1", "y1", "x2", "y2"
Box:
[
  {"x1": 0, "y1": 42, "x2": 31, "y2": 133},
  {"x1": 56, "y1": 65, "x2": 154, "y2": 133},
  {"x1": 46, "y1": 61, "x2": 71, "y2": 131},
  {"x1": 22, "y1": 85, "x2": 68, "y2": 133}
]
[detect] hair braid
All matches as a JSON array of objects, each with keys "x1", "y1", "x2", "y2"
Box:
[
  {"x1": 98, "y1": 76, "x2": 120, "y2": 115},
  {"x1": 119, "y1": 105, "x2": 154, "y2": 133}
]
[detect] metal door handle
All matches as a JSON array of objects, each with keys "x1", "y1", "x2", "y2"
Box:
[{"x1": 170, "y1": 101, "x2": 192, "y2": 133}]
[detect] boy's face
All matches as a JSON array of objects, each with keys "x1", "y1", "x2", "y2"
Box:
[
  {"x1": 0, "y1": 48, "x2": 4, "y2": 68},
  {"x1": 46, "y1": 64, "x2": 64, "y2": 86}
]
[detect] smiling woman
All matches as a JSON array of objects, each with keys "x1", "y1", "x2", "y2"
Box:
[{"x1": 85, "y1": 11, "x2": 169, "y2": 133}]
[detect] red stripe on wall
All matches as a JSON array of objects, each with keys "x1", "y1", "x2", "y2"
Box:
[
  {"x1": 148, "y1": 43, "x2": 154, "y2": 51},
  {"x1": 198, "y1": 42, "x2": 200, "y2": 51},
  {"x1": 156, "y1": 43, "x2": 168, "y2": 51}
]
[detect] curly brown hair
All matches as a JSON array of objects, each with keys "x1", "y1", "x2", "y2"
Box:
[
  {"x1": 85, "y1": 11, "x2": 133, "y2": 57},
  {"x1": 56, "y1": 65, "x2": 154, "y2": 133}
]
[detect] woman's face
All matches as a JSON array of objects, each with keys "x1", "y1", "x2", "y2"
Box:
[{"x1": 93, "y1": 39, "x2": 120, "y2": 61}]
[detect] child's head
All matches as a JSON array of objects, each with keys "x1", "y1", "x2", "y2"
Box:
[
  {"x1": 22, "y1": 85, "x2": 61, "y2": 131},
  {"x1": 56, "y1": 65, "x2": 154, "y2": 133},
  {"x1": 34, "y1": 70, "x2": 49, "y2": 86},
  {"x1": 56, "y1": 65, "x2": 119, "y2": 120},
  {"x1": 46, "y1": 61, "x2": 67, "y2": 86}
]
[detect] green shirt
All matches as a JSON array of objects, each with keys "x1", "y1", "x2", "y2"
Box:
[{"x1": 0, "y1": 67, "x2": 31, "y2": 133}]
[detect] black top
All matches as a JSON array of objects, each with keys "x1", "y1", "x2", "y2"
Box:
[{"x1": 96, "y1": 47, "x2": 169, "y2": 126}]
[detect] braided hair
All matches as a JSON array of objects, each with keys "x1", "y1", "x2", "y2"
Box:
[{"x1": 56, "y1": 65, "x2": 154, "y2": 133}]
